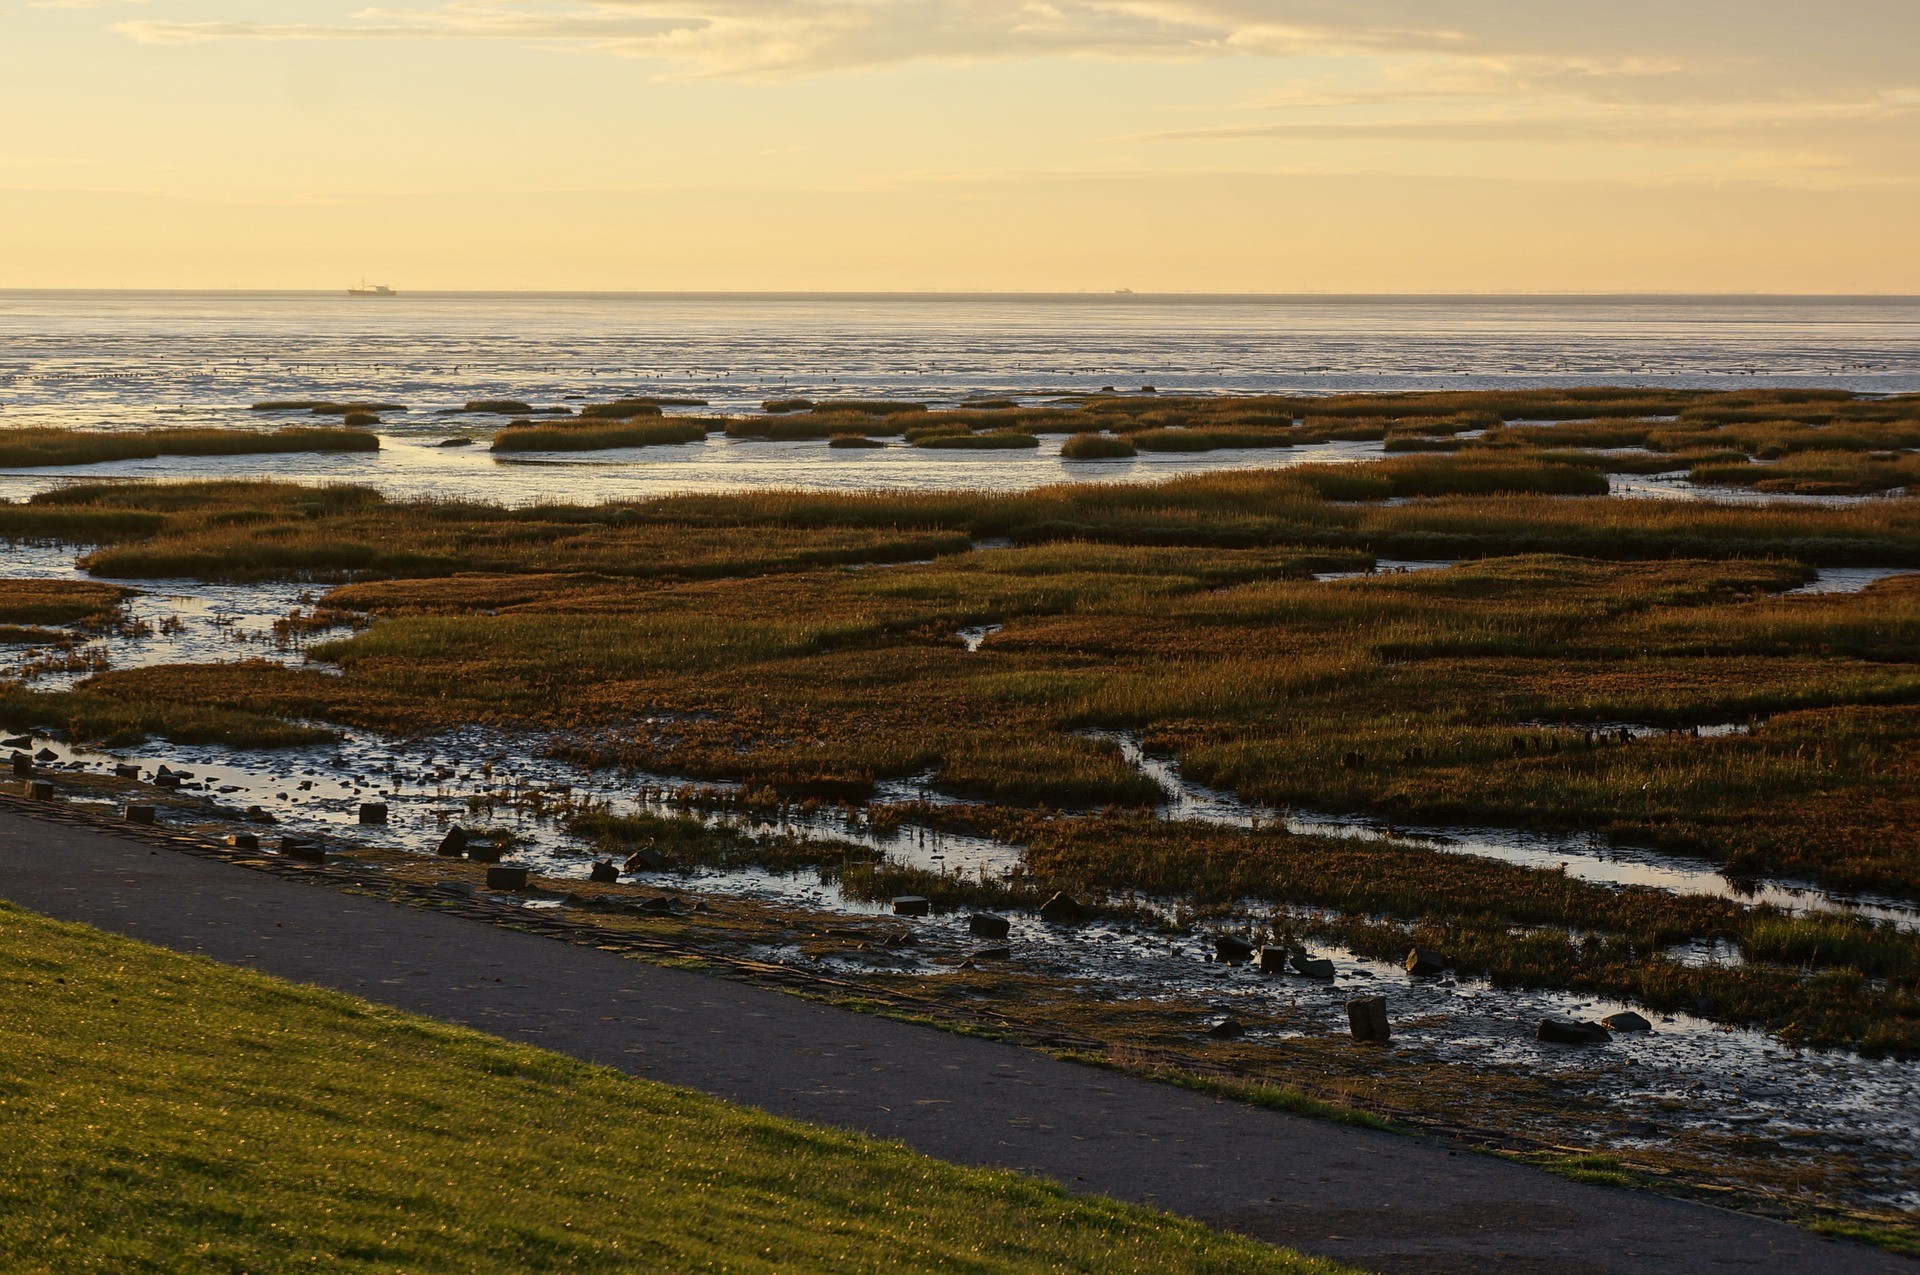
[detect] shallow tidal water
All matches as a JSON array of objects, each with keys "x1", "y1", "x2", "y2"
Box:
[{"x1": 4, "y1": 537, "x2": 1919, "y2": 1206}]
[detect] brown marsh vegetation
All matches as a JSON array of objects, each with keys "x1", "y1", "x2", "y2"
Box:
[
  {"x1": 3, "y1": 389, "x2": 1918, "y2": 1052},
  {"x1": 0, "y1": 426, "x2": 379, "y2": 469}
]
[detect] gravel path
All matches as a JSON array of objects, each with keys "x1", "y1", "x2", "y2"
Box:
[{"x1": 0, "y1": 807, "x2": 1905, "y2": 1274}]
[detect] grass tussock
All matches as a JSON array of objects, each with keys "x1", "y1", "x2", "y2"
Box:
[
  {"x1": 490, "y1": 419, "x2": 709, "y2": 452},
  {"x1": 0, "y1": 426, "x2": 379, "y2": 469},
  {"x1": 0, "y1": 580, "x2": 128, "y2": 627},
  {"x1": 1061, "y1": 432, "x2": 1138, "y2": 460}
]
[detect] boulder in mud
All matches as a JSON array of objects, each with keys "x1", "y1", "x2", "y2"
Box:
[
  {"x1": 114, "y1": 764, "x2": 140, "y2": 781},
  {"x1": 1213, "y1": 934, "x2": 1256, "y2": 963},
  {"x1": 968, "y1": 912, "x2": 1011, "y2": 940},
  {"x1": 281, "y1": 839, "x2": 326, "y2": 864},
  {"x1": 8, "y1": 753, "x2": 29, "y2": 777},
  {"x1": 1037, "y1": 891, "x2": 1084, "y2": 924},
  {"x1": 123, "y1": 804, "x2": 156, "y2": 825},
  {"x1": 1347, "y1": 995, "x2": 1391, "y2": 1043},
  {"x1": 1290, "y1": 953, "x2": 1336, "y2": 980},
  {"x1": 589, "y1": 861, "x2": 620, "y2": 884},
  {"x1": 33, "y1": 748, "x2": 57, "y2": 763},
  {"x1": 1537, "y1": 1017, "x2": 1610, "y2": 1045},
  {"x1": 226, "y1": 833, "x2": 260, "y2": 851},
  {"x1": 0, "y1": 735, "x2": 28, "y2": 749},
  {"x1": 466, "y1": 841, "x2": 506, "y2": 864},
  {"x1": 1205, "y1": 1018, "x2": 1246, "y2": 1039},
  {"x1": 973, "y1": 946, "x2": 1012, "y2": 961},
  {"x1": 891, "y1": 895, "x2": 931, "y2": 917},
  {"x1": 1255, "y1": 946, "x2": 1292, "y2": 974},
  {"x1": 23, "y1": 780, "x2": 53, "y2": 801},
  {"x1": 486, "y1": 865, "x2": 530, "y2": 891},
  {"x1": 437, "y1": 827, "x2": 470, "y2": 857},
  {"x1": 623, "y1": 844, "x2": 666, "y2": 872},
  {"x1": 1601, "y1": 1010, "x2": 1652, "y2": 1033},
  {"x1": 358, "y1": 802, "x2": 388, "y2": 826},
  {"x1": 1405, "y1": 948, "x2": 1451, "y2": 976}
]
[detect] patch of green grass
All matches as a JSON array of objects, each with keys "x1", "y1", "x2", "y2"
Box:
[{"x1": 0, "y1": 904, "x2": 1341, "y2": 1275}]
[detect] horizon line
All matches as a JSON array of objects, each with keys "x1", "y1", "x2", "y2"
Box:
[{"x1": 2, "y1": 288, "x2": 1918, "y2": 304}]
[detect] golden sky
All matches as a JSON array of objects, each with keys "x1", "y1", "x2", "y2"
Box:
[{"x1": 3, "y1": 1, "x2": 1917, "y2": 291}]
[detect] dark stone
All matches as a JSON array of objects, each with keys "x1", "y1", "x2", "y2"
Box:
[
  {"x1": 891, "y1": 895, "x2": 931, "y2": 917},
  {"x1": 882, "y1": 930, "x2": 916, "y2": 948},
  {"x1": 974, "y1": 946, "x2": 1012, "y2": 961},
  {"x1": 33, "y1": 748, "x2": 57, "y2": 762},
  {"x1": 1255, "y1": 946, "x2": 1291, "y2": 974},
  {"x1": 437, "y1": 827, "x2": 470, "y2": 857},
  {"x1": 1602, "y1": 1010, "x2": 1653, "y2": 1033},
  {"x1": 466, "y1": 841, "x2": 506, "y2": 864},
  {"x1": 245, "y1": 806, "x2": 275, "y2": 823},
  {"x1": 282, "y1": 840, "x2": 327, "y2": 864},
  {"x1": 1036, "y1": 891, "x2": 1084, "y2": 924},
  {"x1": 358, "y1": 802, "x2": 388, "y2": 826},
  {"x1": 1205, "y1": 1019, "x2": 1246, "y2": 1039},
  {"x1": 636, "y1": 895, "x2": 679, "y2": 914},
  {"x1": 153, "y1": 773, "x2": 182, "y2": 790},
  {"x1": 122, "y1": 804, "x2": 156, "y2": 825},
  {"x1": 1405, "y1": 947, "x2": 1451, "y2": 976},
  {"x1": 589, "y1": 861, "x2": 620, "y2": 883},
  {"x1": 0, "y1": 735, "x2": 28, "y2": 749},
  {"x1": 1213, "y1": 934, "x2": 1256, "y2": 963},
  {"x1": 24, "y1": 780, "x2": 53, "y2": 801},
  {"x1": 1290, "y1": 953, "x2": 1337, "y2": 979},
  {"x1": 968, "y1": 912, "x2": 1011, "y2": 939},
  {"x1": 114, "y1": 764, "x2": 140, "y2": 780},
  {"x1": 226, "y1": 832, "x2": 260, "y2": 851},
  {"x1": 8, "y1": 753, "x2": 29, "y2": 777},
  {"x1": 487, "y1": 865, "x2": 530, "y2": 891},
  {"x1": 624, "y1": 844, "x2": 666, "y2": 872},
  {"x1": 1347, "y1": 995, "x2": 1391, "y2": 1043},
  {"x1": 1342, "y1": 751, "x2": 1365, "y2": 769},
  {"x1": 1537, "y1": 1017, "x2": 1611, "y2": 1045}
]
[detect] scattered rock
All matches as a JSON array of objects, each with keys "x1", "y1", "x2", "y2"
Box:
[
  {"x1": 122, "y1": 804, "x2": 156, "y2": 825},
  {"x1": 244, "y1": 806, "x2": 275, "y2": 823},
  {"x1": 33, "y1": 748, "x2": 57, "y2": 763},
  {"x1": 891, "y1": 895, "x2": 931, "y2": 917},
  {"x1": 0, "y1": 735, "x2": 28, "y2": 749},
  {"x1": 1255, "y1": 946, "x2": 1292, "y2": 974},
  {"x1": 113, "y1": 764, "x2": 140, "y2": 780},
  {"x1": 9, "y1": 753, "x2": 30, "y2": 777},
  {"x1": 280, "y1": 839, "x2": 326, "y2": 864},
  {"x1": 1037, "y1": 891, "x2": 1084, "y2": 924},
  {"x1": 437, "y1": 827, "x2": 470, "y2": 857},
  {"x1": 1537, "y1": 1017, "x2": 1611, "y2": 1045},
  {"x1": 357, "y1": 802, "x2": 388, "y2": 826},
  {"x1": 1342, "y1": 751, "x2": 1365, "y2": 769},
  {"x1": 623, "y1": 844, "x2": 666, "y2": 872},
  {"x1": 226, "y1": 832, "x2": 260, "y2": 851},
  {"x1": 1290, "y1": 953, "x2": 1337, "y2": 980},
  {"x1": 968, "y1": 912, "x2": 1011, "y2": 939},
  {"x1": 635, "y1": 896, "x2": 680, "y2": 915},
  {"x1": 1602, "y1": 1011, "x2": 1653, "y2": 1033},
  {"x1": 589, "y1": 861, "x2": 620, "y2": 884},
  {"x1": 1213, "y1": 934, "x2": 1256, "y2": 963},
  {"x1": 467, "y1": 841, "x2": 506, "y2": 864},
  {"x1": 1205, "y1": 1019, "x2": 1246, "y2": 1039},
  {"x1": 23, "y1": 780, "x2": 53, "y2": 801},
  {"x1": 153, "y1": 773, "x2": 182, "y2": 791},
  {"x1": 1347, "y1": 995, "x2": 1391, "y2": 1043},
  {"x1": 882, "y1": 930, "x2": 916, "y2": 948},
  {"x1": 1405, "y1": 948, "x2": 1451, "y2": 976},
  {"x1": 486, "y1": 865, "x2": 530, "y2": 891},
  {"x1": 974, "y1": 946, "x2": 1012, "y2": 961},
  {"x1": 438, "y1": 437, "x2": 476, "y2": 447}
]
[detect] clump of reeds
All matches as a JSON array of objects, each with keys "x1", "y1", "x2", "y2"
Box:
[
  {"x1": 0, "y1": 426, "x2": 379, "y2": 469},
  {"x1": 915, "y1": 431, "x2": 1039, "y2": 450},
  {"x1": 1060, "y1": 433, "x2": 1137, "y2": 460},
  {"x1": 489, "y1": 420, "x2": 708, "y2": 453}
]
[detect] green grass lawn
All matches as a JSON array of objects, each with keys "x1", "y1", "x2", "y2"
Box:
[{"x1": 0, "y1": 903, "x2": 1342, "y2": 1274}]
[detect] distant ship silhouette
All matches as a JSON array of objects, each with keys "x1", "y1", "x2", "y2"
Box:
[{"x1": 348, "y1": 279, "x2": 396, "y2": 297}]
